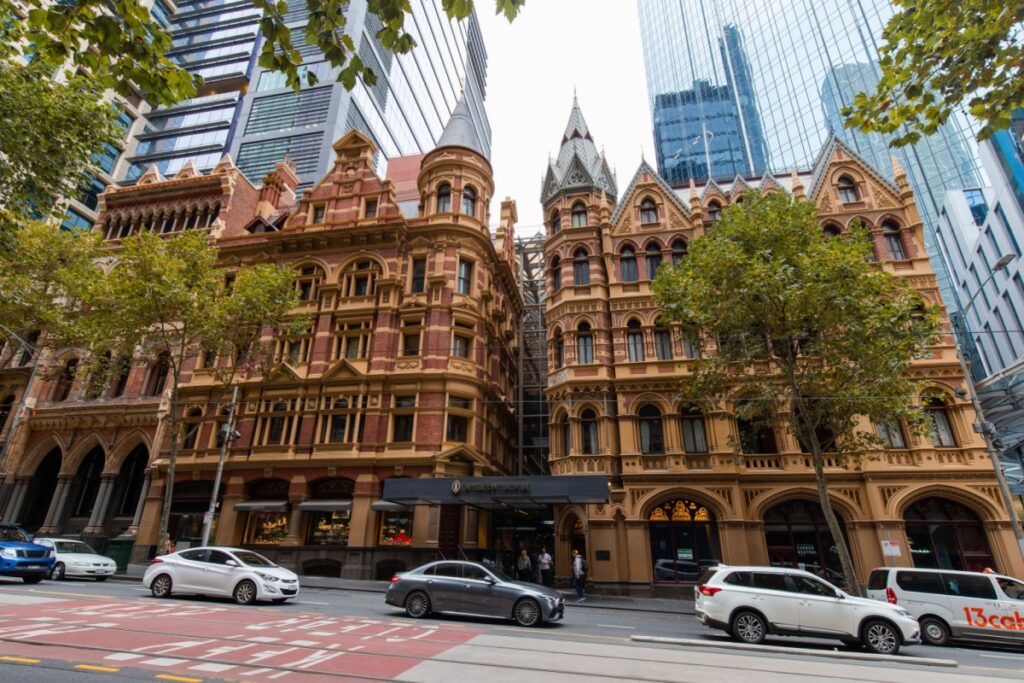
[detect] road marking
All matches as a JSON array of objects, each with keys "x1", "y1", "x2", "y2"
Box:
[
  {"x1": 189, "y1": 663, "x2": 236, "y2": 673},
  {"x1": 143, "y1": 657, "x2": 191, "y2": 667},
  {"x1": 494, "y1": 627, "x2": 627, "y2": 642},
  {"x1": 105, "y1": 653, "x2": 144, "y2": 661},
  {"x1": 978, "y1": 653, "x2": 1023, "y2": 660},
  {"x1": 75, "y1": 665, "x2": 120, "y2": 673},
  {"x1": 596, "y1": 624, "x2": 636, "y2": 630},
  {"x1": 298, "y1": 601, "x2": 329, "y2": 606},
  {"x1": 155, "y1": 675, "x2": 202, "y2": 683},
  {"x1": 0, "y1": 656, "x2": 40, "y2": 664}
]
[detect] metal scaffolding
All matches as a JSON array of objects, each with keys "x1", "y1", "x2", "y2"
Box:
[{"x1": 515, "y1": 233, "x2": 550, "y2": 476}]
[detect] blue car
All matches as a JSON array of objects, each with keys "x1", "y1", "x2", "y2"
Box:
[{"x1": 0, "y1": 523, "x2": 55, "y2": 583}]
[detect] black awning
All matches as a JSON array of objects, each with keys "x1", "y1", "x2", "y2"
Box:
[
  {"x1": 370, "y1": 499, "x2": 410, "y2": 512},
  {"x1": 298, "y1": 500, "x2": 353, "y2": 512},
  {"x1": 234, "y1": 500, "x2": 289, "y2": 512},
  {"x1": 381, "y1": 475, "x2": 609, "y2": 509}
]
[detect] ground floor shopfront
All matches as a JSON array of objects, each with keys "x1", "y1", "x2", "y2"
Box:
[{"x1": 552, "y1": 477, "x2": 1024, "y2": 595}]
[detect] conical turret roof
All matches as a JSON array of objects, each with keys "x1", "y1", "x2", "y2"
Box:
[
  {"x1": 435, "y1": 95, "x2": 487, "y2": 159},
  {"x1": 541, "y1": 96, "x2": 616, "y2": 204}
]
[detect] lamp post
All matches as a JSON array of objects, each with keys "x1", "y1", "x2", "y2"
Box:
[
  {"x1": 952, "y1": 253, "x2": 1024, "y2": 563},
  {"x1": 0, "y1": 325, "x2": 41, "y2": 475}
]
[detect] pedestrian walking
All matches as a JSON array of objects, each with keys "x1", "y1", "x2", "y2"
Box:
[
  {"x1": 515, "y1": 548, "x2": 533, "y2": 582},
  {"x1": 537, "y1": 547, "x2": 553, "y2": 586},
  {"x1": 571, "y1": 548, "x2": 587, "y2": 602}
]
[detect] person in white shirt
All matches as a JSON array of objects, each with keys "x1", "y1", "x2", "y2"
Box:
[{"x1": 537, "y1": 547, "x2": 553, "y2": 586}]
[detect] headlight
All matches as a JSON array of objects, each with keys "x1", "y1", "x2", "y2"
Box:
[
  {"x1": 47, "y1": 550, "x2": 55, "y2": 558},
  {"x1": 544, "y1": 595, "x2": 558, "y2": 604},
  {"x1": 256, "y1": 572, "x2": 279, "y2": 582},
  {"x1": 0, "y1": 548, "x2": 16, "y2": 559}
]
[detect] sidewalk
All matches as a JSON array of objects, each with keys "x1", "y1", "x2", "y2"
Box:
[{"x1": 121, "y1": 564, "x2": 694, "y2": 615}]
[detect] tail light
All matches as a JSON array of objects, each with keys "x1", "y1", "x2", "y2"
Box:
[
  {"x1": 389, "y1": 574, "x2": 401, "y2": 583},
  {"x1": 699, "y1": 585, "x2": 722, "y2": 596},
  {"x1": 149, "y1": 558, "x2": 163, "y2": 565},
  {"x1": 885, "y1": 587, "x2": 897, "y2": 604}
]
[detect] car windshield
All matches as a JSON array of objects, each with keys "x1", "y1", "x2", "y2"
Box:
[
  {"x1": 55, "y1": 541, "x2": 96, "y2": 554},
  {"x1": 232, "y1": 550, "x2": 276, "y2": 567},
  {"x1": 998, "y1": 577, "x2": 1024, "y2": 600},
  {"x1": 487, "y1": 565, "x2": 514, "y2": 583},
  {"x1": 0, "y1": 528, "x2": 30, "y2": 542}
]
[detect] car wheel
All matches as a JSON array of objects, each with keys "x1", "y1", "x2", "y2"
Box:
[
  {"x1": 731, "y1": 610, "x2": 767, "y2": 644},
  {"x1": 95, "y1": 576, "x2": 108, "y2": 582},
  {"x1": 404, "y1": 591, "x2": 431, "y2": 618},
  {"x1": 234, "y1": 579, "x2": 258, "y2": 605},
  {"x1": 151, "y1": 574, "x2": 173, "y2": 598},
  {"x1": 22, "y1": 575, "x2": 43, "y2": 584},
  {"x1": 51, "y1": 562, "x2": 65, "y2": 580},
  {"x1": 513, "y1": 598, "x2": 541, "y2": 627},
  {"x1": 919, "y1": 616, "x2": 950, "y2": 647},
  {"x1": 862, "y1": 619, "x2": 900, "y2": 655}
]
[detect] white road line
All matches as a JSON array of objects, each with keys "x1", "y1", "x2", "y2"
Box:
[
  {"x1": 297, "y1": 601, "x2": 329, "y2": 606},
  {"x1": 596, "y1": 624, "x2": 636, "y2": 630},
  {"x1": 978, "y1": 653, "x2": 1022, "y2": 660},
  {"x1": 104, "y1": 653, "x2": 144, "y2": 662}
]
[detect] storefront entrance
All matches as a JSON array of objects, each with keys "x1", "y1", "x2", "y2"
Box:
[
  {"x1": 763, "y1": 499, "x2": 847, "y2": 586},
  {"x1": 648, "y1": 498, "x2": 721, "y2": 582},
  {"x1": 904, "y1": 497, "x2": 994, "y2": 571}
]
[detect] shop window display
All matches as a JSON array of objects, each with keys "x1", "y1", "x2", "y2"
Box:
[
  {"x1": 244, "y1": 511, "x2": 289, "y2": 544},
  {"x1": 380, "y1": 510, "x2": 414, "y2": 546},
  {"x1": 308, "y1": 510, "x2": 351, "y2": 545}
]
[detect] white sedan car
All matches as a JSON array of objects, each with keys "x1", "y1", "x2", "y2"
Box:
[
  {"x1": 142, "y1": 546, "x2": 299, "y2": 605},
  {"x1": 34, "y1": 538, "x2": 117, "y2": 581}
]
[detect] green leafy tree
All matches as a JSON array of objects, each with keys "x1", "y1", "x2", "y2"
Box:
[
  {"x1": 83, "y1": 231, "x2": 303, "y2": 553},
  {"x1": 18, "y1": 0, "x2": 524, "y2": 106},
  {"x1": 843, "y1": 1, "x2": 1024, "y2": 147},
  {"x1": 652, "y1": 191, "x2": 941, "y2": 592}
]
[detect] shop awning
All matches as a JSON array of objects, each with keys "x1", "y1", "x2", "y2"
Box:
[
  {"x1": 370, "y1": 499, "x2": 410, "y2": 512},
  {"x1": 234, "y1": 500, "x2": 289, "y2": 512},
  {"x1": 298, "y1": 500, "x2": 353, "y2": 512},
  {"x1": 381, "y1": 475, "x2": 609, "y2": 510}
]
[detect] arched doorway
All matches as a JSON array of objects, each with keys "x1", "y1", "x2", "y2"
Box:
[
  {"x1": 648, "y1": 497, "x2": 721, "y2": 582},
  {"x1": 66, "y1": 446, "x2": 105, "y2": 523},
  {"x1": 22, "y1": 448, "x2": 61, "y2": 530},
  {"x1": 904, "y1": 497, "x2": 994, "y2": 571},
  {"x1": 764, "y1": 499, "x2": 848, "y2": 586},
  {"x1": 109, "y1": 445, "x2": 149, "y2": 522}
]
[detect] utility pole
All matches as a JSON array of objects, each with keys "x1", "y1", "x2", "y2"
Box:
[{"x1": 200, "y1": 385, "x2": 240, "y2": 547}]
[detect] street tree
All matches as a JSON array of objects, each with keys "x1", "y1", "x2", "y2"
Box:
[
  {"x1": 20, "y1": 0, "x2": 524, "y2": 106},
  {"x1": 842, "y1": 0, "x2": 1024, "y2": 147},
  {"x1": 84, "y1": 231, "x2": 303, "y2": 553},
  {"x1": 652, "y1": 190, "x2": 941, "y2": 592}
]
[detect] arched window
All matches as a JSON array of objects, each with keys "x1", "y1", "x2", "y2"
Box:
[
  {"x1": 764, "y1": 500, "x2": 847, "y2": 584},
  {"x1": 0, "y1": 395, "x2": 14, "y2": 432},
  {"x1": 145, "y1": 351, "x2": 170, "y2": 396},
  {"x1": 645, "y1": 242, "x2": 663, "y2": 279},
  {"x1": 571, "y1": 202, "x2": 587, "y2": 228},
  {"x1": 620, "y1": 246, "x2": 638, "y2": 282},
  {"x1": 654, "y1": 319, "x2": 673, "y2": 360},
  {"x1": 737, "y1": 408, "x2": 777, "y2": 453},
  {"x1": 295, "y1": 265, "x2": 323, "y2": 302},
  {"x1": 706, "y1": 201, "x2": 722, "y2": 221},
  {"x1": 904, "y1": 497, "x2": 993, "y2": 571},
  {"x1": 883, "y1": 220, "x2": 907, "y2": 260},
  {"x1": 573, "y1": 249, "x2": 590, "y2": 285},
  {"x1": 671, "y1": 239, "x2": 687, "y2": 266},
  {"x1": 109, "y1": 356, "x2": 131, "y2": 397},
  {"x1": 680, "y1": 406, "x2": 707, "y2": 452},
  {"x1": 640, "y1": 198, "x2": 658, "y2": 224},
  {"x1": 53, "y1": 359, "x2": 78, "y2": 402},
  {"x1": 876, "y1": 419, "x2": 907, "y2": 448},
  {"x1": 576, "y1": 322, "x2": 594, "y2": 364},
  {"x1": 182, "y1": 407, "x2": 203, "y2": 449},
  {"x1": 649, "y1": 498, "x2": 720, "y2": 582},
  {"x1": 823, "y1": 223, "x2": 841, "y2": 238},
  {"x1": 626, "y1": 319, "x2": 645, "y2": 362},
  {"x1": 553, "y1": 328, "x2": 565, "y2": 367},
  {"x1": 562, "y1": 418, "x2": 572, "y2": 456},
  {"x1": 551, "y1": 256, "x2": 562, "y2": 292},
  {"x1": 581, "y1": 409, "x2": 598, "y2": 454},
  {"x1": 436, "y1": 183, "x2": 451, "y2": 213},
  {"x1": 638, "y1": 404, "x2": 664, "y2": 454},
  {"x1": 837, "y1": 175, "x2": 859, "y2": 203},
  {"x1": 341, "y1": 259, "x2": 381, "y2": 298},
  {"x1": 549, "y1": 210, "x2": 560, "y2": 235},
  {"x1": 461, "y1": 186, "x2": 476, "y2": 216},
  {"x1": 923, "y1": 395, "x2": 956, "y2": 447}
]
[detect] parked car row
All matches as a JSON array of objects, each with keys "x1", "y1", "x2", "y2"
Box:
[{"x1": 0, "y1": 523, "x2": 118, "y2": 583}]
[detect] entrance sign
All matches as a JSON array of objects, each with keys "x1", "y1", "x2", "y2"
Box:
[
  {"x1": 882, "y1": 540, "x2": 901, "y2": 557},
  {"x1": 382, "y1": 475, "x2": 609, "y2": 508}
]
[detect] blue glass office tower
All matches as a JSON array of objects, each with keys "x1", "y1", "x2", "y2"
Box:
[{"x1": 121, "y1": 0, "x2": 490, "y2": 186}]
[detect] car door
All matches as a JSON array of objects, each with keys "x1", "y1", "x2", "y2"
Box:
[
  {"x1": 750, "y1": 572, "x2": 800, "y2": 633},
  {"x1": 790, "y1": 574, "x2": 855, "y2": 638},
  {"x1": 460, "y1": 564, "x2": 506, "y2": 617},
  {"x1": 993, "y1": 576, "x2": 1024, "y2": 645},
  {"x1": 196, "y1": 550, "x2": 237, "y2": 596},
  {"x1": 425, "y1": 562, "x2": 464, "y2": 613},
  {"x1": 171, "y1": 549, "x2": 209, "y2": 592},
  {"x1": 942, "y1": 572, "x2": 1000, "y2": 641},
  {"x1": 893, "y1": 570, "x2": 952, "y2": 625}
]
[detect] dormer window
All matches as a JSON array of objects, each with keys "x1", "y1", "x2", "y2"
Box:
[
  {"x1": 461, "y1": 186, "x2": 477, "y2": 217},
  {"x1": 571, "y1": 202, "x2": 587, "y2": 228},
  {"x1": 640, "y1": 198, "x2": 658, "y2": 224},
  {"x1": 437, "y1": 183, "x2": 451, "y2": 213},
  {"x1": 838, "y1": 176, "x2": 859, "y2": 204},
  {"x1": 364, "y1": 198, "x2": 378, "y2": 219}
]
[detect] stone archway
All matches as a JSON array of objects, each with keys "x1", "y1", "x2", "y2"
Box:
[
  {"x1": 903, "y1": 496, "x2": 994, "y2": 572},
  {"x1": 763, "y1": 499, "x2": 849, "y2": 586},
  {"x1": 20, "y1": 448, "x2": 61, "y2": 530},
  {"x1": 647, "y1": 496, "x2": 722, "y2": 583}
]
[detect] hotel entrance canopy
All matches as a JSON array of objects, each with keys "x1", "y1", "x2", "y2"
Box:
[{"x1": 381, "y1": 475, "x2": 609, "y2": 510}]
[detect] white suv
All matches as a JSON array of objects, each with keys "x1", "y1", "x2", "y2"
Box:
[{"x1": 694, "y1": 565, "x2": 921, "y2": 655}]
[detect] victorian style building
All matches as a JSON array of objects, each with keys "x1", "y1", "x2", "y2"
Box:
[
  {"x1": 543, "y1": 101, "x2": 1024, "y2": 593},
  {"x1": 0, "y1": 100, "x2": 524, "y2": 579}
]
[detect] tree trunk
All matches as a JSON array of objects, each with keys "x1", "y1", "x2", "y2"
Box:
[
  {"x1": 806, "y1": 426, "x2": 861, "y2": 596},
  {"x1": 156, "y1": 380, "x2": 180, "y2": 555}
]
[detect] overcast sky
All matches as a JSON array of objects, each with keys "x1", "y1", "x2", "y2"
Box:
[{"x1": 476, "y1": 1, "x2": 657, "y2": 238}]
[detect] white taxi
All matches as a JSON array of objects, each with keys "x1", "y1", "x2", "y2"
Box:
[{"x1": 34, "y1": 538, "x2": 117, "y2": 581}]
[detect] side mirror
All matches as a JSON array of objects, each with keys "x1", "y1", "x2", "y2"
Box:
[
  {"x1": 834, "y1": 591, "x2": 845, "y2": 600},
  {"x1": 225, "y1": 559, "x2": 239, "y2": 568},
  {"x1": 485, "y1": 576, "x2": 497, "y2": 585}
]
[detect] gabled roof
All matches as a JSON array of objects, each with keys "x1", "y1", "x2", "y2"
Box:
[
  {"x1": 542, "y1": 97, "x2": 617, "y2": 203},
  {"x1": 435, "y1": 95, "x2": 487, "y2": 159},
  {"x1": 610, "y1": 159, "x2": 691, "y2": 224},
  {"x1": 806, "y1": 133, "x2": 900, "y2": 200}
]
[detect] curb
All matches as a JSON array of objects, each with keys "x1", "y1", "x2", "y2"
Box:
[{"x1": 629, "y1": 635, "x2": 958, "y2": 667}]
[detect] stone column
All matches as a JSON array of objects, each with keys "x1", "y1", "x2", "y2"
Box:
[
  {"x1": 38, "y1": 476, "x2": 73, "y2": 534},
  {"x1": 0, "y1": 477, "x2": 14, "y2": 517},
  {"x1": 125, "y1": 472, "x2": 152, "y2": 536},
  {"x1": 281, "y1": 497, "x2": 306, "y2": 546},
  {"x1": 1, "y1": 478, "x2": 29, "y2": 522},
  {"x1": 84, "y1": 475, "x2": 116, "y2": 534}
]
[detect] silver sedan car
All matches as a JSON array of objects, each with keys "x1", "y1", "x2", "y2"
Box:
[{"x1": 385, "y1": 560, "x2": 564, "y2": 626}]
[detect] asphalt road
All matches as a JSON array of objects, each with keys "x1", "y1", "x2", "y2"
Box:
[{"x1": 0, "y1": 576, "x2": 1020, "y2": 682}]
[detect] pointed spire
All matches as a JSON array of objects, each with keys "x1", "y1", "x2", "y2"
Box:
[
  {"x1": 435, "y1": 94, "x2": 486, "y2": 159},
  {"x1": 790, "y1": 167, "x2": 805, "y2": 200},
  {"x1": 689, "y1": 177, "x2": 702, "y2": 212},
  {"x1": 891, "y1": 155, "x2": 909, "y2": 189}
]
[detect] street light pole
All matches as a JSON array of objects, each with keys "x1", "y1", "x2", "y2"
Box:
[
  {"x1": 200, "y1": 384, "x2": 240, "y2": 547},
  {"x1": 953, "y1": 254, "x2": 1024, "y2": 562}
]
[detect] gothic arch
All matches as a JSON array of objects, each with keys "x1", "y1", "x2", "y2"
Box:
[
  {"x1": 568, "y1": 313, "x2": 598, "y2": 330},
  {"x1": 558, "y1": 505, "x2": 589, "y2": 536},
  {"x1": 63, "y1": 432, "x2": 110, "y2": 475},
  {"x1": 573, "y1": 401, "x2": 604, "y2": 418},
  {"x1": 18, "y1": 434, "x2": 66, "y2": 476},
  {"x1": 290, "y1": 257, "x2": 330, "y2": 277},
  {"x1": 107, "y1": 431, "x2": 153, "y2": 473},
  {"x1": 890, "y1": 484, "x2": 1001, "y2": 520},
  {"x1": 636, "y1": 486, "x2": 733, "y2": 520},
  {"x1": 747, "y1": 487, "x2": 861, "y2": 521},
  {"x1": 846, "y1": 215, "x2": 875, "y2": 231},
  {"x1": 641, "y1": 237, "x2": 663, "y2": 251}
]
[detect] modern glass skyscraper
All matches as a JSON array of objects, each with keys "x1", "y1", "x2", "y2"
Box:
[
  {"x1": 636, "y1": 0, "x2": 978, "y2": 261},
  {"x1": 121, "y1": 0, "x2": 490, "y2": 187}
]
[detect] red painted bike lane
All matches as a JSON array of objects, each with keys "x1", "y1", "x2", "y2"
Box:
[{"x1": 0, "y1": 595, "x2": 483, "y2": 681}]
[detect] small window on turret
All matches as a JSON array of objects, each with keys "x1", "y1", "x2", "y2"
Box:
[
  {"x1": 364, "y1": 198, "x2": 378, "y2": 219},
  {"x1": 571, "y1": 202, "x2": 587, "y2": 227},
  {"x1": 311, "y1": 204, "x2": 326, "y2": 224}
]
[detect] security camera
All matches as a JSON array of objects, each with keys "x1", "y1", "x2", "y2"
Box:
[{"x1": 954, "y1": 388, "x2": 967, "y2": 398}]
